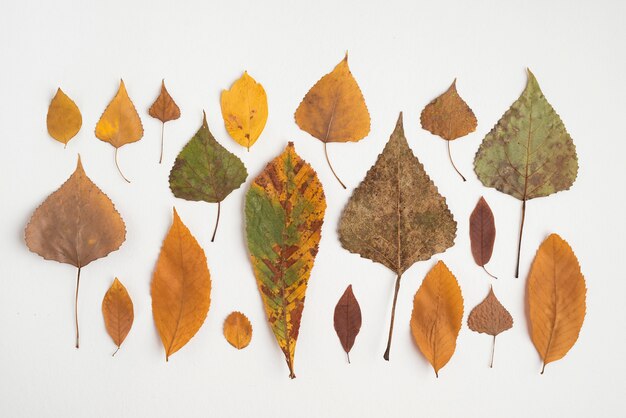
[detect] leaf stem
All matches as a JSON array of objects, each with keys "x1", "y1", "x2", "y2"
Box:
[
  {"x1": 490, "y1": 335, "x2": 496, "y2": 368},
  {"x1": 159, "y1": 122, "x2": 165, "y2": 164},
  {"x1": 515, "y1": 199, "x2": 527, "y2": 278},
  {"x1": 482, "y1": 265, "x2": 498, "y2": 280},
  {"x1": 115, "y1": 148, "x2": 131, "y2": 183},
  {"x1": 383, "y1": 274, "x2": 402, "y2": 361},
  {"x1": 211, "y1": 201, "x2": 221, "y2": 242},
  {"x1": 112, "y1": 346, "x2": 120, "y2": 357},
  {"x1": 446, "y1": 141, "x2": 466, "y2": 182},
  {"x1": 74, "y1": 267, "x2": 81, "y2": 349},
  {"x1": 323, "y1": 142, "x2": 347, "y2": 189},
  {"x1": 347, "y1": 352, "x2": 351, "y2": 364}
]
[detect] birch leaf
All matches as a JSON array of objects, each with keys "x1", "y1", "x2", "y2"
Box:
[
  {"x1": 102, "y1": 278, "x2": 134, "y2": 356},
  {"x1": 223, "y1": 311, "x2": 253, "y2": 350},
  {"x1": 338, "y1": 113, "x2": 456, "y2": 360},
  {"x1": 474, "y1": 70, "x2": 578, "y2": 277},
  {"x1": 295, "y1": 53, "x2": 370, "y2": 188},
  {"x1": 220, "y1": 71, "x2": 268, "y2": 150},
  {"x1": 333, "y1": 284, "x2": 362, "y2": 363},
  {"x1": 469, "y1": 197, "x2": 497, "y2": 279},
  {"x1": 47, "y1": 88, "x2": 82, "y2": 147},
  {"x1": 148, "y1": 80, "x2": 181, "y2": 163},
  {"x1": 245, "y1": 142, "x2": 326, "y2": 378}
]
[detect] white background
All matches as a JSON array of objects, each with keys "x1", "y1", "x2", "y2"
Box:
[{"x1": 1, "y1": 1, "x2": 625, "y2": 417}]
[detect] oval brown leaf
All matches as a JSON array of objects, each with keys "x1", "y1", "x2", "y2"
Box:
[
  {"x1": 148, "y1": 80, "x2": 181, "y2": 163},
  {"x1": 333, "y1": 284, "x2": 362, "y2": 363},
  {"x1": 102, "y1": 278, "x2": 134, "y2": 355},
  {"x1": 223, "y1": 311, "x2": 252, "y2": 350},
  {"x1": 47, "y1": 88, "x2": 82, "y2": 147},
  {"x1": 469, "y1": 197, "x2": 497, "y2": 279}
]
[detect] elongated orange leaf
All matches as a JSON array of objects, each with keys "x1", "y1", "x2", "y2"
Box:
[
  {"x1": 527, "y1": 233, "x2": 586, "y2": 373},
  {"x1": 223, "y1": 311, "x2": 252, "y2": 349},
  {"x1": 47, "y1": 88, "x2": 82, "y2": 147},
  {"x1": 151, "y1": 208, "x2": 212, "y2": 361},
  {"x1": 102, "y1": 278, "x2": 134, "y2": 355},
  {"x1": 148, "y1": 80, "x2": 181, "y2": 163},
  {"x1": 410, "y1": 261, "x2": 464, "y2": 377}
]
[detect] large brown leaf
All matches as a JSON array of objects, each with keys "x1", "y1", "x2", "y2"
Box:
[
  {"x1": 148, "y1": 80, "x2": 181, "y2": 163},
  {"x1": 102, "y1": 278, "x2": 134, "y2": 356},
  {"x1": 469, "y1": 197, "x2": 497, "y2": 279},
  {"x1": 333, "y1": 284, "x2": 362, "y2": 363}
]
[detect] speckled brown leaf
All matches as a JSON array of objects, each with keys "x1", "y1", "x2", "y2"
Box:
[
  {"x1": 333, "y1": 284, "x2": 362, "y2": 363},
  {"x1": 468, "y1": 286, "x2": 513, "y2": 367},
  {"x1": 469, "y1": 197, "x2": 497, "y2": 279},
  {"x1": 223, "y1": 311, "x2": 252, "y2": 350},
  {"x1": 148, "y1": 80, "x2": 181, "y2": 163},
  {"x1": 338, "y1": 112, "x2": 457, "y2": 361}
]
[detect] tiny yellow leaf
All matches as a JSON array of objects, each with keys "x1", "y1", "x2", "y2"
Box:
[{"x1": 47, "y1": 88, "x2": 82, "y2": 146}]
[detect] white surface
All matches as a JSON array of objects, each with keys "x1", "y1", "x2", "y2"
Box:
[{"x1": 1, "y1": 1, "x2": 625, "y2": 417}]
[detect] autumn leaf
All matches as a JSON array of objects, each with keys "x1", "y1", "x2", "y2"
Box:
[
  {"x1": 467, "y1": 286, "x2": 512, "y2": 367},
  {"x1": 169, "y1": 112, "x2": 247, "y2": 242},
  {"x1": 102, "y1": 278, "x2": 134, "y2": 356},
  {"x1": 148, "y1": 80, "x2": 181, "y2": 163},
  {"x1": 410, "y1": 261, "x2": 464, "y2": 377},
  {"x1": 223, "y1": 311, "x2": 253, "y2": 350},
  {"x1": 24, "y1": 156, "x2": 126, "y2": 347},
  {"x1": 333, "y1": 285, "x2": 362, "y2": 363},
  {"x1": 527, "y1": 234, "x2": 586, "y2": 373},
  {"x1": 245, "y1": 142, "x2": 326, "y2": 378},
  {"x1": 47, "y1": 88, "x2": 82, "y2": 147},
  {"x1": 420, "y1": 79, "x2": 477, "y2": 181},
  {"x1": 95, "y1": 79, "x2": 144, "y2": 183},
  {"x1": 221, "y1": 71, "x2": 268, "y2": 150},
  {"x1": 469, "y1": 197, "x2": 497, "y2": 279},
  {"x1": 295, "y1": 53, "x2": 370, "y2": 188},
  {"x1": 151, "y1": 208, "x2": 212, "y2": 361},
  {"x1": 474, "y1": 70, "x2": 578, "y2": 277},
  {"x1": 338, "y1": 113, "x2": 456, "y2": 361}
]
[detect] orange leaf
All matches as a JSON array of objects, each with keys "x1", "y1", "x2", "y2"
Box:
[
  {"x1": 223, "y1": 311, "x2": 252, "y2": 350},
  {"x1": 410, "y1": 261, "x2": 464, "y2": 377},
  {"x1": 47, "y1": 88, "x2": 82, "y2": 146},
  {"x1": 527, "y1": 233, "x2": 586, "y2": 373},
  {"x1": 148, "y1": 80, "x2": 181, "y2": 163},
  {"x1": 151, "y1": 208, "x2": 212, "y2": 361},
  {"x1": 102, "y1": 278, "x2": 134, "y2": 355}
]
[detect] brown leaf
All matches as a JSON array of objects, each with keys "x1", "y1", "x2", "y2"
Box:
[
  {"x1": 467, "y1": 286, "x2": 513, "y2": 367},
  {"x1": 338, "y1": 113, "x2": 457, "y2": 360},
  {"x1": 151, "y1": 208, "x2": 212, "y2": 361},
  {"x1": 47, "y1": 88, "x2": 82, "y2": 147},
  {"x1": 102, "y1": 278, "x2": 134, "y2": 355},
  {"x1": 223, "y1": 311, "x2": 252, "y2": 350},
  {"x1": 148, "y1": 80, "x2": 181, "y2": 163},
  {"x1": 25, "y1": 156, "x2": 126, "y2": 347},
  {"x1": 469, "y1": 197, "x2": 497, "y2": 279},
  {"x1": 333, "y1": 285, "x2": 362, "y2": 363},
  {"x1": 527, "y1": 234, "x2": 586, "y2": 373}
]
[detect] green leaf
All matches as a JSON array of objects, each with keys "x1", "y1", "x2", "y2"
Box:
[
  {"x1": 474, "y1": 70, "x2": 578, "y2": 277},
  {"x1": 169, "y1": 112, "x2": 248, "y2": 242}
]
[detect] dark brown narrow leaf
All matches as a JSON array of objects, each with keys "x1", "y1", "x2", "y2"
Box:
[
  {"x1": 469, "y1": 197, "x2": 497, "y2": 279},
  {"x1": 333, "y1": 284, "x2": 362, "y2": 363}
]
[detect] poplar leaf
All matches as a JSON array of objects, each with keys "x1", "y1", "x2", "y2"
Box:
[
  {"x1": 527, "y1": 234, "x2": 586, "y2": 373},
  {"x1": 294, "y1": 53, "x2": 370, "y2": 188},
  {"x1": 245, "y1": 142, "x2": 326, "y2": 378},
  {"x1": 95, "y1": 79, "x2": 144, "y2": 183},
  {"x1": 102, "y1": 278, "x2": 134, "y2": 356},
  {"x1": 24, "y1": 156, "x2": 126, "y2": 347},
  {"x1": 410, "y1": 261, "x2": 464, "y2": 377},
  {"x1": 220, "y1": 71, "x2": 268, "y2": 150},
  {"x1": 420, "y1": 79, "x2": 477, "y2": 181},
  {"x1": 338, "y1": 113, "x2": 457, "y2": 361},
  {"x1": 169, "y1": 112, "x2": 248, "y2": 242},
  {"x1": 151, "y1": 208, "x2": 212, "y2": 361},
  {"x1": 469, "y1": 197, "x2": 497, "y2": 279},
  {"x1": 148, "y1": 80, "x2": 181, "y2": 163},
  {"x1": 333, "y1": 284, "x2": 362, "y2": 363},
  {"x1": 223, "y1": 311, "x2": 253, "y2": 350},
  {"x1": 467, "y1": 286, "x2": 513, "y2": 367},
  {"x1": 474, "y1": 70, "x2": 578, "y2": 277},
  {"x1": 47, "y1": 88, "x2": 82, "y2": 147}
]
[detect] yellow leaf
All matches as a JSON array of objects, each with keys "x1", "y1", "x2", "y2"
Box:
[
  {"x1": 102, "y1": 278, "x2": 134, "y2": 355},
  {"x1": 220, "y1": 71, "x2": 268, "y2": 150},
  {"x1": 527, "y1": 233, "x2": 586, "y2": 373},
  {"x1": 223, "y1": 311, "x2": 252, "y2": 350},
  {"x1": 46, "y1": 88, "x2": 82, "y2": 146},
  {"x1": 410, "y1": 261, "x2": 464, "y2": 377}
]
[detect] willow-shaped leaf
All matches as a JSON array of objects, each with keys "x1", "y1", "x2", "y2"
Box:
[
  {"x1": 169, "y1": 112, "x2": 247, "y2": 242},
  {"x1": 474, "y1": 70, "x2": 578, "y2": 277},
  {"x1": 245, "y1": 142, "x2": 326, "y2": 378},
  {"x1": 338, "y1": 113, "x2": 457, "y2": 361}
]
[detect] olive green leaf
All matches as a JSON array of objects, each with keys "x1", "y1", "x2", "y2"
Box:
[
  {"x1": 169, "y1": 112, "x2": 247, "y2": 242},
  {"x1": 474, "y1": 70, "x2": 578, "y2": 277},
  {"x1": 338, "y1": 112, "x2": 457, "y2": 361}
]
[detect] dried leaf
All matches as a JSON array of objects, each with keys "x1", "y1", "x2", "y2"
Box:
[
  {"x1": 333, "y1": 284, "x2": 362, "y2": 363},
  {"x1": 469, "y1": 197, "x2": 497, "y2": 279},
  {"x1": 420, "y1": 79, "x2": 477, "y2": 181},
  {"x1": 410, "y1": 261, "x2": 464, "y2": 377},
  {"x1": 245, "y1": 142, "x2": 326, "y2": 378},
  {"x1": 148, "y1": 80, "x2": 181, "y2": 163},
  {"x1": 338, "y1": 113, "x2": 456, "y2": 360},
  {"x1": 47, "y1": 88, "x2": 82, "y2": 147},
  {"x1": 102, "y1": 278, "x2": 134, "y2": 355},
  {"x1": 474, "y1": 70, "x2": 578, "y2": 277},
  {"x1": 95, "y1": 79, "x2": 144, "y2": 183},
  {"x1": 527, "y1": 234, "x2": 586, "y2": 373},
  {"x1": 467, "y1": 286, "x2": 513, "y2": 367},
  {"x1": 151, "y1": 208, "x2": 212, "y2": 361},
  {"x1": 220, "y1": 71, "x2": 268, "y2": 150},
  {"x1": 24, "y1": 156, "x2": 126, "y2": 347},
  {"x1": 294, "y1": 53, "x2": 370, "y2": 188},
  {"x1": 223, "y1": 311, "x2": 253, "y2": 350},
  {"x1": 169, "y1": 112, "x2": 247, "y2": 242}
]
